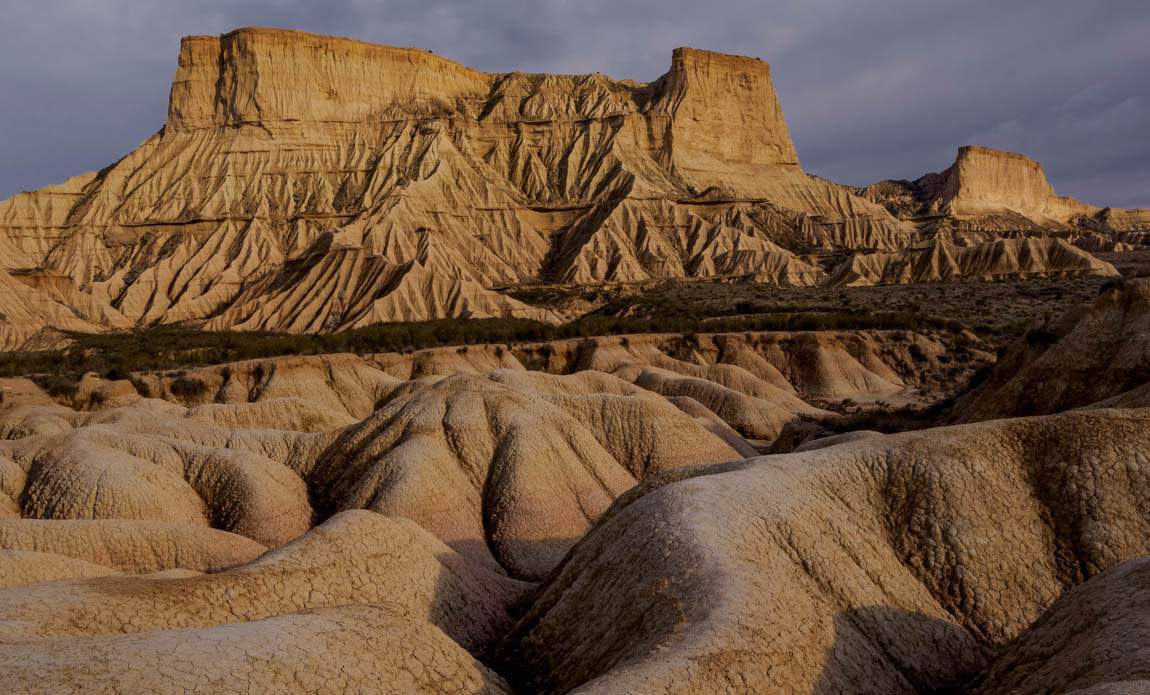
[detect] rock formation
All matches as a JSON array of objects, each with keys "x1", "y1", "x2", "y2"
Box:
[
  {"x1": 860, "y1": 146, "x2": 1150, "y2": 240},
  {"x1": 1, "y1": 31, "x2": 1137, "y2": 347},
  {"x1": 0, "y1": 310, "x2": 1148, "y2": 690},
  {"x1": 496, "y1": 408, "x2": 1150, "y2": 693},
  {"x1": 826, "y1": 237, "x2": 1119, "y2": 287},
  {"x1": 2, "y1": 24, "x2": 1149, "y2": 694},
  {"x1": 934, "y1": 146, "x2": 1093, "y2": 222},
  {"x1": 0, "y1": 328, "x2": 973, "y2": 577},
  {"x1": 0, "y1": 28, "x2": 911, "y2": 346},
  {"x1": 952, "y1": 277, "x2": 1150, "y2": 422},
  {"x1": 964, "y1": 556, "x2": 1150, "y2": 694}
]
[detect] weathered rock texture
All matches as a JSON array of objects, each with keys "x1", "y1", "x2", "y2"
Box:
[
  {"x1": 0, "y1": 329, "x2": 970, "y2": 578},
  {"x1": 1, "y1": 26, "x2": 1148, "y2": 693},
  {"x1": 1, "y1": 316, "x2": 1149, "y2": 690},
  {"x1": 965, "y1": 556, "x2": 1150, "y2": 694},
  {"x1": 952, "y1": 277, "x2": 1150, "y2": 422},
  {"x1": 496, "y1": 408, "x2": 1150, "y2": 693},
  {"x1": 827, "y1": 237, "x2": 1118, "y2": 286},
  {"x1": 1, "y1": 31, "x2": 1134, "y2": 347},
  {"x1": 0, "y1": 28, "x2": 914, "y2": 345},
  {"x1": 860, "y1": 146, "x2": 1150, "y2": 242}
]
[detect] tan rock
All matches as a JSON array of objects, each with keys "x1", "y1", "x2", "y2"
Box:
[
  {"x1": 0, "y1": 549, "x2": 120, "y2": 589},
  {"x1": 827, "y1": 237, "x2": 1118, "y2": 286},
  {"x1": 0, "y1": 519, "x2": 265, "y2": 573},
  {"x1": 935, "y1": 146, "x2": 1095, "y2": 222},
  {"x1": 496, "y1": 408, "x2": 1150, "y2": 693},
  {"x1": 0, "y1": 319, "x2": 1140, "y2": 690},
  {"x1": 953, "y1": 277, "x2": 1150, "y2": 421},
  {"x1": 0, "y1": 28, "x2": 908, "y2": 336},
  {"x1": 0, "y1": 510, "x2": 519, "y2": 693},
  {"x1": 967, "y1": 556, "x2": 1150, "y2": 694},
  {"x1": 859, "y1": 146, "x2": 1149, "y2": 242}
]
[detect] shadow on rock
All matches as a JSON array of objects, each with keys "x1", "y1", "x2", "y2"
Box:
[{"x1": 813, "y1": 606, "x2": 992, "y2": 695}]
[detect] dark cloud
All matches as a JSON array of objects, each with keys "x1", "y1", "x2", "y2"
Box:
[{"x1": 2, "y1": 0, "x2": 1147, "y2": 206}]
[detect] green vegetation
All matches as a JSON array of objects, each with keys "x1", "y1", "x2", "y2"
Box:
[
  {"x1": 821, "y1": 398, "x2": 955, "y2": 435},
  {"x1": 0, "y1": 309, "x2": 969, "y2": 382}
]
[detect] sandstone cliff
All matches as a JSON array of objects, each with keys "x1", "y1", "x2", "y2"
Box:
[
  {"x1": 860, "y1": 146, "x2": 1150, "y2": 239},
  {"x1": 934, "y1": 146, "x2": 1091, "y2": 221},
  {"x1": 0, "y1": 28, "x2": 909, "y2": 341}
]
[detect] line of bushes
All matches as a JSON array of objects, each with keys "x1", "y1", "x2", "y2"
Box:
[{"x1": 0, "y1": 309, "x2": 969, "y2": 381}]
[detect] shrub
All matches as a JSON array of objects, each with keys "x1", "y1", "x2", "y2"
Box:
[
  {"x1": 31, "y1": 374, "x2": 80, "y2": 399},
  {"x1": 169, "y1": 376, "x2": 208, "y2": 400},
  {"x1": 1100, "y1": 277, "x2": 1127, "y2": 295},
  {"x1": 0, "y1": 307, "x2": 974, "y2": 381}
]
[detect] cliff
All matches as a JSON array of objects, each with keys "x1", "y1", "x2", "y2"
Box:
[
  {"x1": 931, "y1": 146, "x2": 1092, "y2": 221},
  {"x1": 167, "y1": 29, "x2": 492, "y2": 130},
  {"x1": 651, "y1": 48, "x2": 800, "y2": 186},
  {"x1": 3, "y1": 30, "x2": 1133, "y2": 344},
  {"x1": 0, "y1": 28, "x2": 913, "y2": 340},
  {"x1": 859, "y1": 146, "x2": 1149, "y2": 238}
]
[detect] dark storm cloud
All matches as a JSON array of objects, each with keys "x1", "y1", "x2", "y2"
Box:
[{"x1": 2, "y1": 0, "x2": 1147, "y2": 206}]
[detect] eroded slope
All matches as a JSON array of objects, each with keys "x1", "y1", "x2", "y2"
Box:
[{"x1": 0, "y1": 28, "x2": 908, "y2": 345}]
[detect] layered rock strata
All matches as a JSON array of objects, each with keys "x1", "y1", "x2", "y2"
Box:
[{"x1": 0, "y1": 28, "x2": 910, "y2": 344}]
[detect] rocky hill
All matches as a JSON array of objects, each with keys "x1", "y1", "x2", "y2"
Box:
[
  {"x1": 826, "y1": 236, "x2": 1118, "y2": 287},
  {"x1": 859, "y1": 146, "x2": 1150, "y2": 245},
  {"x1": 951, "y1": 277, "x2": 1150, "y2": 422},
  {"x1": 0, "y1": 316, "x2": 1148, "y2": 691},
  {"x1": 2, "y1": 28, "x2": 1136, "y2": 349},
  {"x1": 0, "y1": 28, "x2": 907, "y2": 344}
]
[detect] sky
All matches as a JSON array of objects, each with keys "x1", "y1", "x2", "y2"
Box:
[{"x1": 2, "y1": 0, "x2": 1148, "y2": 207}]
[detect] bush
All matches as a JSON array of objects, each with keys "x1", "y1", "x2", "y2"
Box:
[
  {"x1": 31, "y1": 373, "x2": 80, "y2": 399},
  {"x1": 103, "y1": 366, "x2": 129, "y2": 381},
  {"x1": 169, "y1": 376, "x2": 208, "y2": 400},
  {"x1": 1100, "y1": 277, "x2": 1127, "y2": 295}
]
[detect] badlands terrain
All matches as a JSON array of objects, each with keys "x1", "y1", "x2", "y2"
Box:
[
  {"x1": 2, "y1": 279, "x2": 1150, "y2": 692},
  {"x1": 2, "y1": 26, "x2": 1150, "y2": 694},
  {"x1": 1, "y1": 27, "x2": 1148, "y2": 351}
]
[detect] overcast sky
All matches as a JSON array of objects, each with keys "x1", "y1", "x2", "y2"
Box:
[{"x1": 2, "y1": 0, "x2": 1147, "y2": 206}]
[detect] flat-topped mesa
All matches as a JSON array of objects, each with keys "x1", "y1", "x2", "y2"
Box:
[
  {"x1": 167, "y1": 31, "x2": 803, "y2": 162},
  {"x1": 167, "y1": 28, "x2": 492, "y2": 130},
  {"x1": 932, "y1": 146, "x2": 1094, "y2": 221},
  {"x1": 0, "y1": 28, "x2": 911, "y2": 340},
  {"x1": 651, "y1": 47, "x2": 801, "y2": 189}
]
